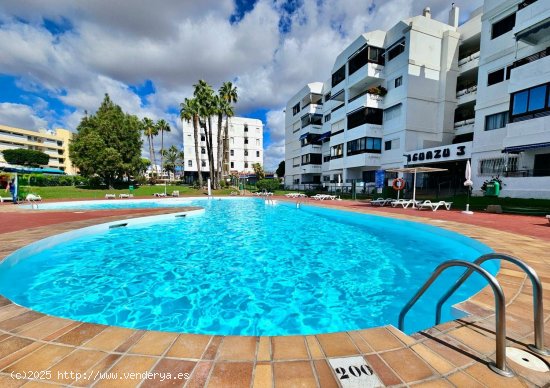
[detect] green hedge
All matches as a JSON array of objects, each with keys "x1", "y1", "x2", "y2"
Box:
[
  {"x1": 19, "y1": 174, "x2": 88, "y2": 187},
  {"x1": 2, "y1": 149, "x2": 50, "y2": 166},
  {"x1": 256, "y1": 179, "x2": 281, "y2": 192}
]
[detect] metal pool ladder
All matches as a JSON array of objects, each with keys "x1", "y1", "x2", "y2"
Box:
[{"x1": 398, "y1": 253, "x2": 549, "y2": 377}]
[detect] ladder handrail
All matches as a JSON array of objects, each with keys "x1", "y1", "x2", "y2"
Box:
[
  {"x1": 435, "y1": 252, "x2": 548, "y2": 356},
  {"x1": 398, "y1": 260, "x2": 513, "y2": 377}
]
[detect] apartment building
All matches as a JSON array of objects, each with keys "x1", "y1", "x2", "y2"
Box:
[
  {"x1": 0, "y1": 124, "x2": 75, "y2": 174},
  {"x1": 285, "y1": 0, "x2": 550, "y2": 198},
  {"x1": 182, "y1": 116, "x2": 263, "y2": 181}
]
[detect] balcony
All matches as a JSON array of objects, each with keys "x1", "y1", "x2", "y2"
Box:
[
  {"x1": 347, "y1": 63, "x2": 384, "y2": 88},
  {"x1": 301, "y1": 164, "x2": 322, "y2": 174},
  {"x1": 458, "y1": 51, "x2": 479, "y2": 74},
  {"x1": 454, "y1": 118, "x2": 475, "y2": 135},
  {"x1": 347, "y1": 92, "x2": 384, "y2": 113},
  {"x1": 344, "y1": 153, "x2": 381, "y2": 169},
  {"x1": 456, "y1": 85, "x2": 477, "y2": 105},
  {"x1": 509, "y1": 54, "x2": 550, "y2": 93},
  {"x1": 301, "y1": 144, "x2": 322, "y2": 155},
  {"x1": 330, "y1": 103, "x2": 346, "y2": 123},
  {"x1": 301, "y1": 103, "x2": 324, "y2": 115},
  {"x1": 514, "y1": 0, "x2": 550, "y2": 45}
]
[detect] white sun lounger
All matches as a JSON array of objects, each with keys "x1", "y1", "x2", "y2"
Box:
[
  {"x1": 105, "y1": 193, "x2": 116, "y2": 199},
  {"x1": 547, "y1": 215, "x2": 550, "y2": 224},
  {"x1": 391, "y1": 199, "x2": 420, "y2": 208},
  {"x1": 417, "y1": 200, "x2": 453, "y2": 211},
  {"x1": 153, "y1": 192, "x2": 167, "y2": 197},
  {"x1": 26, "y1": 194, "x2": 42, "y2": 201},
  {"x1": 370, "y1": 198, "x2": 393, "y2": 206}
]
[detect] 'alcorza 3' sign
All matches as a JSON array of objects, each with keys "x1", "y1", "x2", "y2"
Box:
[{"x1": 404, "y1": 143, "x2": 471, "y2": 165}]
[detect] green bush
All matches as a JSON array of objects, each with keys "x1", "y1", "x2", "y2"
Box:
[
  {"x1": 20, "y1": 174, "x2": 90, "y2": 187},
  {"x1": 2, "y1": 148, "x2": 49, "y2": 166},
  {"x1": 256, "y1": 179, "x2": 280, "y2": 192}
]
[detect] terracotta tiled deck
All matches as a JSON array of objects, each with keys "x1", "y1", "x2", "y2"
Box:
[{"x1": 0, "y1": 198, "x2": 549, "y2": 387}]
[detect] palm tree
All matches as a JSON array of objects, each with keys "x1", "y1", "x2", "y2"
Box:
[
  {"x1": 219, "y1": 82, "x2": 238, "y2": 177},
  {"x1": 180, "y1": 98, "x2": 203, "y2": 187},
  {"x1": 161, "y1": 145, "x2": 178, "y2": 178},
  {"x1": 156, "y1": 119, "x2": 171, "y2": 177},
  {"x1": 216, "y1": 96, "x2": 234, "y2": 185},
  {"x1": 177, "y1": 149, "x2": 185, "y2": 179},
  {"x1": 194, "y1": 80, "x2": 218, "y2": 188},
  {"x1": 142, "y1": 117, "x2": 158, "y2": 177}
]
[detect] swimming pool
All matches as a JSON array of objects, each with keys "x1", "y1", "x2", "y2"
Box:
[{"x1": 1, "y1": 198, "x2": 495, "y2": 335}]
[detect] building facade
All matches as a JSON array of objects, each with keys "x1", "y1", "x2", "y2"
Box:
[
  {"x1": 285, "y1": 0, "x2": 550, "y2": 198},
  {"x1": 0, "y1": 124, "x2": 75, "y2": 174},
  {"x1": 182, "y1": 117, "x2": 263, "y2": 181}
]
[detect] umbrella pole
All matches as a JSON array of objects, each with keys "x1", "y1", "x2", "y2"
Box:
[{"x1": 412, "y1": 171, "x2": 417, "y2": 208}]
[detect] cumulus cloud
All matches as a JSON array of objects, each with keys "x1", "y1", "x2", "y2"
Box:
[
  {"x1": 0, "y1": 0, "x2": 483, "y2": 163},
  {"x1": 0, "y1": 102, "x2": 48, "y2": 130}
]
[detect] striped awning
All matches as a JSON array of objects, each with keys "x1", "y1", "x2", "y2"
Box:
[{"x1": 503, "y1": 142, "x2": 550, "y2": 153}]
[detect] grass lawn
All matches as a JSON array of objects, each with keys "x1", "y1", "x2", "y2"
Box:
[{"x1": 19, "y1": 185, "x2": 236, "y2": 200}]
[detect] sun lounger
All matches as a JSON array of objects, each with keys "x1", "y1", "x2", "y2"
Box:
[
  {"x1": 105, "y1": 194, "x2": 116, "y2": 199},
  {"x1": 547, "y1": 215, "x2": 550, "y2": 224},
  {"x1": 171, "y1": 190, "x2": 180, "y2": 197},
  {"x1": 312, "y1": 194, "x2": 336, "y2": 200},
  {"x1": 370, "y1": 198, "x2": 393, "y2": 206},
  {"x1": 153, "y1": 192, "x2": 167, "y2": 197},
  {"x1": 26, "y1": 194, "x2": 42, "y2": 201},
  {"x1": 119, "y1": 193, "x2": 134, "y2": 199},
  {"x1": 391, "y1": 199, "x2": 420, "y2": 208},
  {"x1": 417, "y1": 200, "x2": 453, "y2": 211}
]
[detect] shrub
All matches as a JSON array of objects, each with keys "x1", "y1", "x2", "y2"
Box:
[
  {"x1": 2, "y1": 149, "x2": 49, "y2": 166},
  {"x1": 256, "y1": 179, "x2": 280, "y2": 192},
  {"x1": 480, "y1": 176, "x2": 504, "y2": 191}
]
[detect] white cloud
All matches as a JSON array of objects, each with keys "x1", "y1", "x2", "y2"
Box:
[
  {"x1": 0, "y1": 102, "x2": 48, "y2": 130},
  {"x1": 263, "y1": 109, "x2": 285, "y2": 171}
]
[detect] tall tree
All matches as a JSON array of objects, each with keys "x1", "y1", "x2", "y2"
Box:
[
  {"x1": 161, "y1": 145, "x2": 179, "y2": 177},
  {"x1": 156, "y1": 119, "x2": 171, "y2": 176},
  {"x1": 177, "y1": 149, "x2": 186, "y2": 178},
  {"x1": 194, "y1": 80, "x2": 218, "y2": 188},
  {"x1": 70, "y1": 94, "x2": 143, "y2": 187},
  {"x1": 180, "y1": 98, "x2": 203, "y2": 187},
  {"x1": 253, "y1": 163, "x2": 265, "y2": 180},
  {"x1": 215, "y1": 95, "x2": 234, "y2": 186},
  {"x1": 218, "y1": 82, "x2": 238, "y2": 178},
  {"x1": 142, "y1": 117, "x2": 158, "y2": 176},
  {"x1": 276, "y1": 160, "x2": 285, "y2": 178}
]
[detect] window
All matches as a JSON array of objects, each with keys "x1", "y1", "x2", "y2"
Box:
[
  {"x1": 384, "y1": 104, "x2": 401, "y2": 121},
  {"x1": 244, "y1": 124, "x2": 248, "y2": 132},
  {"x1": 188, "y1": 160, "x2": 192, "y2": 167},
  {"x1": 230, "y1": 162, "x2": 234, "y2": 168},
  {"x1": 256, "y1": 151, "x2": 260, "y2": 157},
  {"x1": 292, "y1": 103, "x2": 300, "y2": 115},
  {"x1": 324, "y1": 93, "x2": 331, "y2": 102},
  {"x1": 200, "y1": 134, "x2": 205, "y2": 141},
  {"x1": 256, "y1": 139, "x2": 260, "y2": 146},
  {"x1": 348, "y1": 45, "x2": 385, "y2": 75},
  {"x1": 331, "y1": 65, "x2": 345, "y2": 87},
  {"x1": 244, "y1": 150, "x2": 248, "y2": 156},
  {"x1": 301, "y1": 153, "x2": 322, "y2": 165},
  {"x1": 485, "y1": 111, "x2": 509, "y2": 131},
  {"x1": 301, "y1": 113, "x2": 322, "y2": 128},
  {"x1": 244, "y1": 162, "x2": 249, "y2": 168},
  {"x1": 324, "y1": 114, "x2": 331, "y2": 122},
  {"x1": 385, "y1": 140, "x2": 392, "y2": 150},
  {"x1": 347, "y1": 137, "x2": 382, "y2": 156},
  {"x1": 201, "y1": 147, "x2": 206, "y2": 154},
  {"x1": 293, "y1": 157, "x2": 301, "y2": 167},
  {"x1": 330, "y1": 144, "x2": 344, "y2": 159},
  {"x1": 487, "y1": 68, "x2": 505, "y2": 86},
  {"x1": 331, "y1": 120, "x2": 345, "y2": 135},
  {"x1": 244, "y1": 138, "x2": 249, "y2": 144},
  {"x1": 347, "y1": 107, "x2": 383, "y2": 129},
  {"x1": 387, "y1": 39, "x2": 405, "y2": 61},
  {"x1": 231, "y1": 137, "x2": 234, "y2": 144},
  {"x1": 394, "y1": 76, "x2": 402, "y2": 88},
  {"x1": 479, "y1": 157, "x2": 517, "y2": 175},
  {"x1": 201, "y1": 160, "x2": 206, "y2": 167},
  {"x1": 510, "y1": 83, "x2": 550, "y2": 121},
  {"x1": 491, "y1": 13, "x2": 516, "y2": 39},
  {"x1": 230, "y1": 149, "x2": 234, "y2": 156}
]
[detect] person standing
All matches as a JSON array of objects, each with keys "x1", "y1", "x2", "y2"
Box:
[{"x1": 5, "y1": 178, "x2": 17, "y2": 204}]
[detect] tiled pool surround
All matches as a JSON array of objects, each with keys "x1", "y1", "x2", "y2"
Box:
[{"x1": 0, "y1": 200, "x2": 548, "y2": 387}]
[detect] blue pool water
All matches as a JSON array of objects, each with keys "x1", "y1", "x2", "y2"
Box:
[{"x1": 1, "y1": 198, "x2": 495, "y2": 335}]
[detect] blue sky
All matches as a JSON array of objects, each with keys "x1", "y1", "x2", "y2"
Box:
[{"x1": 0, "y1": 0, "x2": 482, "y2": 170}]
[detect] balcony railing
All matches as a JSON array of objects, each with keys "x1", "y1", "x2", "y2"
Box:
[
  {"x1": 511, "y1": 47, "x2": 550, "y2": 70},
  {"x1": 454, "y1": 118, "x2": 475, "y2": 128},
  {"x1": 348, "y1": 91, "x2": 384, "y2": 104},
  {"x1": 331, "y1": 103, "x2": 345, "y2": 113},
  {"x1": 458, "y1": 51, "x2": 480, "y2": 67},
  {"x1": 503, "y1": 168, "x2": 550, "y2": 177},
  {"x1": 456, "y1": 85, "x2": 477, "y2": 98}
]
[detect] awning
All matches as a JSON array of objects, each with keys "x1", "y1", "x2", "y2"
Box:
[
  {"x1": 318, "y1": 131, "x2": 331, "y2": 141},
  {"x1": 503, "y1": 142, "x2": 550, "y2": 153},
  {"x1": 299, "y1": 133, "x2": 309, "y2": 140},
  {"x1": 0, "y1": 165, "x2": 66, "y2": 174}
]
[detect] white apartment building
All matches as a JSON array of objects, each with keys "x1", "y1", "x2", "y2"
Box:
[
  {"x1": 182, "y1": 116, "x2": 263, "y2": 181},
  {"x1": 0, "y1": 124, "x2": 75, "y2": 174},
  {"x1": 285, "y1": 0, "x2": 550, "y2": 198}
]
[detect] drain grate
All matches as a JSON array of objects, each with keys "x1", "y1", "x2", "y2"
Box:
[{"x1": 506, "y1": 347, "x2": 549, "y2": 372}]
